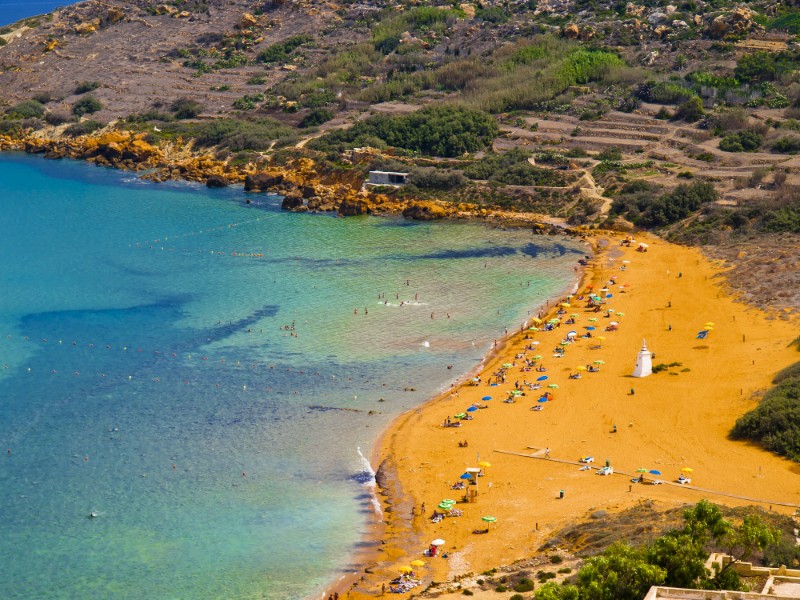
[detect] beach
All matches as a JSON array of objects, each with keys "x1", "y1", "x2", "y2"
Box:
[{"x1": 337, "y1": 232, "x2": 799, "y2": 598}]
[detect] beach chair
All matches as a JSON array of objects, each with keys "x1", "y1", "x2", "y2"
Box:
[
  {"x1": 579, "y1": 456, "x2": 594, "y2": 463},
  {"x1": 596, "y1": 466, "x2": 613, "y2": 476}
]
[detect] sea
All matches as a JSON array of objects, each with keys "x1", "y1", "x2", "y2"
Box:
[
  {"x1": 0, "y1": 152, "x2": 584, "y2": 599},
  {"x1": 0, "y1": 0, "x2": 71, "y2": 27}
]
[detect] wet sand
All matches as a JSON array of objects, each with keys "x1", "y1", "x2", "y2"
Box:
[{"x1": 332, "y1": 232, "x2": 799, "y2": 598}]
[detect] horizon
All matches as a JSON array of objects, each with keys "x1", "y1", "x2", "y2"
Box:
[{"x1": 0, "y1": 0, "x2": 74, "y2": 27}]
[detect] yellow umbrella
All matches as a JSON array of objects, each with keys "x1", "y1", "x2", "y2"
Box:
[
  {"x1": 399, "y1": 566, "x2": 413, "y2": 574},
  {"x1": 576, "y1": 365, "x2": 587, "y2": 371},
  {"x1": 532, "y1": 318, "x2": 542, "y2": 324},
  {"x1": 560, "y1": 303, "x2": 571, "y2": 308},
  {"x1": 478, "y1": 461, "x2": 491, "y2": 468},
  {"x1": 410, "y1": 559, "x2": 425, "y2": 567},
  {"x1": 681, "y1": 467, "x2": 693, "y2": 473},
  {"x1": 595, "y1": 336, "x2": 606, "y2": 341},
  {"x1": 705, "y1": 322, "x2": 715, "y2": 327}
]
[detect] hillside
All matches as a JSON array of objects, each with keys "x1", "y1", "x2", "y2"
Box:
[{"x1": 0, "y1": 0, "x2": 799, "y2": 308}]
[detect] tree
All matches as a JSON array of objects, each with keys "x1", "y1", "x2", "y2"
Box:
[{"x1": 576, "y1": 542, "x2": 666, "y2": 600}]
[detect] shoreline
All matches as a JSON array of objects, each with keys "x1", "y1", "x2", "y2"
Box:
[
  {"x1": 319, "y1": 237, "x2": 598, "y2": 599},
  {"x1": 328, "y1": 231, "x2": 799, "y2": 599}
]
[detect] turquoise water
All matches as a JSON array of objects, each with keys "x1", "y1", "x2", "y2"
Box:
[{"x1": 0, "y1": 153, "x2": 583, "y2": 599}]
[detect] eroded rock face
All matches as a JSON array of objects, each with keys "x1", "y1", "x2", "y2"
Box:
[
  {"x1": 244, "y1": 172, "x2": 284, "y2": 192},
  {"x1": 206, "y1": 174, "x2": 228, "y2": 188},
  {"x1": 402, "y1": 201, "x2": 447, "y2": 220},
  {"x1": 338, "y1": 197, "x2": 374, "y2": 216},
  {"x1": 281, "y1": 194, "x2": 304, "y2": 210}
]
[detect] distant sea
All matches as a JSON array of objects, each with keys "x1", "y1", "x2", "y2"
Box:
[
  {"x1": 0, "y1": 153, "x2": 583, "y2": 599},
  {"x1": 0, "y1": 0, "x2": 73, "y2": 27}
]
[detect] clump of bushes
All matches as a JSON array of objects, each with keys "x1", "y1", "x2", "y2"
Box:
[
  {"x1": 611, "y1": 180, "x2": 717, "y2": 228},
  {"x1": 7, "y1": 99, "x2": 45, "y2": 119},
  {"x1": 74, "y1": 81, "x2": 101, "y2": 94},
  {"x1": 771, "y1": 136, "x2": 800, "y2": 154},
  {"x1": 72, "y1": 96, "x2": 102, "y2": 116},
  {"x1": 731, "y1": 360, "x2": 800, "y2": 461},
  {"x1": 171, "y1": 97, "x2": 203, "y2": 119},
  {"x1": 719, "y1": 131, "x2": 763, "y2": 152},
  {"x1": 257, "y1": 35, "x2": 312, "y2": 63},
  {"x1": 310, "y1": 106, "x2": 498, "y2": 157},
  {"x1": 464, "y1": 148, "x2": 567, "y2": 186}
]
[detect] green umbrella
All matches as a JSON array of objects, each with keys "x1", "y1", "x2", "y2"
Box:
[
  {"x1": 454, "y1": 412, "x2": 467, "y2": 419},
  {"x1": 548, "y1": 383, "x2": 559, "y2": 389},
  {"x1": 532, "y1": 355, "x2": 543, "y2": 360},
  {"x1": 588, "y1": 318, "x2": 598, "y2": 322},
  {"x1": 502, "y1": 363, "x2": 513, "y2": 368},
  {"x1": 441, "y1": 499, "x2": 456, "y2": 505},
  {"x1": 528, "y1": 327, "x2": 540, "y2": 331},
  {"x1": 482, "y1": 515, "x2": 497, "y2": 529},
  {"x1": 593, "y1": 360, "x2": 605, "y2": 365},
  {"x1": 438, "y1": 502, "x2": 453, "y2": 510},
  {"x1": 616, "y1": 312, "x2": 625, "y2": 317},
  {"x1": 636, "y1": 468, "x2": 649, "y2": 473},
  {"x1": 511, "y1": 389, "x2": 523, "y2": 395},
  {"x1": 570, "y1": 313, "x2": 579, "y2": 317},
  {"x1": 548, "y1": 318, "x2": 560, "y2": 324}
]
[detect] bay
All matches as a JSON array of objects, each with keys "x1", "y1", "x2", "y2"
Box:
[{"x1": 0, "y1": 153, "x2": 583, "y2": 598}]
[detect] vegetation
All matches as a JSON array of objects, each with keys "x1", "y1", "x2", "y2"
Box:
[
  {"x1": 64, "y1": 120, "x2": 103, "y2": 137},
  {"x1": 74, "y1": 81, "x2": 100, "y2": 94},
  {"x1": 611, "y1": 180, "x2": 717, "y2": 228},
  {"x1": 7, "y1": 100, "x2": 45, "y2": 119},
  {"x1": 719, "y1": 131, "x2": 763, "y2": 152},
  {"x1": 731, "y1": 360, "x2": 800, "y2": 461},
  {"x1": 464, "y1": 149, "x2": 567, "y2": 186},
  {"x1": 72, "y1": 96, "x2": 102, "y2": 116},
  {"x1": 170, "y1": 97, "x2": 203, "y2": 119},
  {"x1": 535, "y1": 500, "x2": 780, "y2": 599},
  {"x1": 310, "y1": 106, "x2": 498, "y2": 157},
  {"x1": 257, "y1": 35, "x2": 312, "y2": 64}
]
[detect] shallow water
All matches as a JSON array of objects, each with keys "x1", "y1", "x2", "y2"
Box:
[{"x1": 0, "y1": 153, "x2": 584, "y2": 598}]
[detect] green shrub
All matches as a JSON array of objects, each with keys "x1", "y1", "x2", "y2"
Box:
[
  {"x1": 408, "y1": 167, "x2": 467, "y2": 190},
  {"x1": 549, "y1": 555, "x2": 564, "y2": 564},
  {"x1": 462, "y1": 590, "x2": 474, "y2": 596},
  {"x1": 495, "y1": 584, "x2": 508, "y2": 592},
  {"x1": 771, "y1": 136, "x2": 800, "y2": 154},
  {"x1": 673, "y1": 96, "x2": 704, "y2": 122},
  {"x1": 768, "y1": 11, "x2": 800, "y2": 34},
  {"x1": 72, "y1": 96, "x2": 102, "y2": 116},
  {"x1": 7, "y1": 100, "x2": 45, "y2": 119},
  {"x1": 247, "y1": 75, "x2": 267, "y2": 85},
  {"x1": 299, "y1": 107, "x2": 334, "y2": 128},
  {"x1": 63, "y1": 120, "x2": 103, "y2": 137},
  {"x1": 464, "y1": 149, "x2": 566, "y2": 186},
  {"x1": 719, "y1": 131, "x2": 763, "y2": 152},
  {"x1": 232, "y1": 94, "x2": 265, "y2": 110},
  {"x1": 257, "y1": 35, "x2": 312, "y2": 63},
  {"x1": 74, "y1": 81, "x2": 100, "y2": 94},
  {"x1": 513, "y1": 577, "x2": 535, "y2": 592},
  {"x1": 171, "y1": 97, "x2": 203, "y2": 119},
  {"x1": 193, "y1": 118, "x2": 294, "y2": 151},
  {"x1": 611, "y1": 180, "x2": 717, "y2": 228},
  {"x1": 510, "y1": 594, "x2": 524, "y2": 600},
  {"x1": 598, "y1": 146, "x2": 622, "y2": 161},
  {"x1": 476, "y1": 6, "x2": 509, "y2": 23}
]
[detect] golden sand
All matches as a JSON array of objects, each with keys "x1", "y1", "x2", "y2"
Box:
[{"x1": 336, "y1": 233, "x2": 799, "y2": 598}]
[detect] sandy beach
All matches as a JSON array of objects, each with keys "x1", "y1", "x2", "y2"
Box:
[{"x1": 330, "y1": 231, "x2": 799, "y2": 599}]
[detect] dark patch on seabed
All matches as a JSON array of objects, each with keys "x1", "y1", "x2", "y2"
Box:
[{"x1": 418, "y1": 246, "x2": 518, "y2": 259}]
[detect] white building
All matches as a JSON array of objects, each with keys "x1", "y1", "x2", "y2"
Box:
[{"x1": 632, "y1": 340, "x2": 652, "y2": 378}]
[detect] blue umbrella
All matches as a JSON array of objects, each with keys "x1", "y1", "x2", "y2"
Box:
[
  {"x1": 467, "y1": 406, "x2": 478, "y2": 412},
  {"x1": 482, "y1": 396, "x2": 492, "y2": 400},
  {"x1": 606, "y1": 293, "x2": 613, "y2": 298},
  {"x1": 536, "y1": 375, "x2": 548, "y2": 381},
  {"x1": 490, "y1": 383, "x2": 498, "y2": 387},
  {"x1": 586, "y1": 326, "x2": 596, "y2": 331},
  {"x1": 460, "y1": 472, "x2": 472, "y2": 479},
  {"x1": 538, "y1": 396, "x2": 548, "y2": 403},
  {"x1": 649, "y1": 469, "x2": 661, "y2": 475}
]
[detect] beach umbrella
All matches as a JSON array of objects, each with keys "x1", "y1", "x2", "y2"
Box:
[
  {"x1": 502, "y1": 363, "x2": 513, "y2": 368},
  {"x1": 399, "y1": 566, "x2": 413, "y2": 574},
  {"x1": 585, "y1": 326, "x2": 596, "y2": 331},
  {"x1": 441, "y1": 498, "x2": 456, "y2": 505},
  {"x1": 431, "y1": 539, "x2": 445, "y2": 547},
  {"x1": 595, "y1": 336, "x2": 606, "y2": 341},
  {"x1": 606, "y1": 294, "x2": 613, "y2": 298},
  {"x1": 530, "y1": 341, "x2": 540, "y2": 345},
  {"x1": 410, "y1": 560, "x2": 425, "y2": 568},
  {"x1": 593, "y1": 360, "x2": 605, "y2": 365},
  {"x1": 548, "y1": 383, "x2": 559, "y2": 389},
  {"x1": 576, "y1": 365, "x2": 587, "y2": 371},
  {"x1": 636, "y1": 468, "x2": 649, "y2": 473},
  {"x1": 616, "y1": 312, "x2": 625, "y2": 317},
  {"x1": 532, "y1": 355, "x2": 543, "y2": 360},
  {"x1": 559, "y1": 341, "x2": 571, "y2": 346},
  {"x1": 536, "y1": 375, "x2": 548, "y2": 381},
  {"x1": 467, "y1": 406, "x2": 478, "y2": 412},
  {"x1": 537, "y1": 396, "x2": 548, "y2": 403},
  {"x1": 511, "y1": 389, "x2": 523, "y2": 396},
  {"x1": 482, "y1": 396, "x2": 492, "y2": 400},
  {"x1": 588, "y1": 318, "x2": 598, "y2": 322},
  {"x1": 567, "y1": 330, "x2": 577, "y2": 337},
  {"x1": 482, "y1": 515, "x2": 497, "y2": 529},
  {"x1": 478, "y1": 461, "x2": 491, "y2": 468},
  {"x1": 622, "y1": 260, "x2": 630, "y2": 264},
  {"x1": 681, "y1": 467, "x2": 693, "y2": 473},
  {"x1": 454, "y1": 412, "x2": 467, "y2": 419},
  {"x1": 609, "y1": 321, "x2": 619, "y2": 326},
  {"x1": 490, "y1": 383, "x2": 499, "y2": 387},
  {"x1": 438, "y1": 502, "x2": 453, "y2": 510},
  {"x1": 649, "y1": 470, "x2": 662, "y2": 475},
  {"x1": 570, "y1": 313, "x2": 579, "y2": 317},
  {"x1": 528, "y1": 327, "x2": 540, "y2": 331},
  {"x1": 460, "y1": 472, "x2": 472, "y2": 480},
  {"x1": 705, "y1": 322, "x2": 715, "y2": 327},
  {"x1": 560, "y1": 303, "x2": 571, "y2": 308},
  {"x1": 532, "y1": 318, "x2": 542, "y2": 324},
  {"x1": 548, "y1": 319, "x2": 560, "y2": 325}
]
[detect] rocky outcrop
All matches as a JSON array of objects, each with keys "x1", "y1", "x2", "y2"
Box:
[
  {"x1": 402, "y1": 201, "x2": 448, "y2": 220},
  {"x1": 206, "y1": 175, "x2": 228, "y2": 188},
  {"x1": 244, "y1": 172, "x2": 285, "y2": 192},
  {"x1": 338, "y1": 197, "x2": 374, "y2": 216},
  {"x1": 281, "y1": 194, "x2": 304, "y2": 210},
  {"x1": 707, "y1": 8, "x2": 762, "y2": 39}
]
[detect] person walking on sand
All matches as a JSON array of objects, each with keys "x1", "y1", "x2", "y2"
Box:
[{"x1": 545, "y1": 447, "x2": 550, "y2": 458}]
